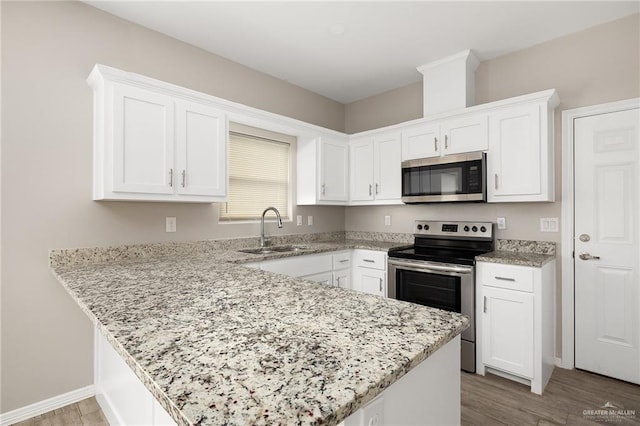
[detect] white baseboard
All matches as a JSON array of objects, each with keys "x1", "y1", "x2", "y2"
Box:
[{"x1": 0, "y1": 385, "x2": 95, "y2": 426}]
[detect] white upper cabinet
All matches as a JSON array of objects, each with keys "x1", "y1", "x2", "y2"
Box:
[
  {"x1": 401, "y1": 123, "x2": 440, "y2": 160},
  {"x1": 441, "y1": 113, "x2": 488, "y2": 155},
  {"x1": 350, "y1": 132, "x2": 402, "y2": 204},
  {"x1": 112, "y1": 84, "x2": 175, "y2": 196},
  {"x1": 401, "y1": 114, "x2": 488, "y2": 161},
  {"x1": 297, "y1": 134, "x2": 349, "y2": 205},
  {"x1": 319, "y1": 137, "x2": 349, "y2": 202},
  {"x1": 89, "y1": 65, "x2": 228, "y2": 203},
  {"x1": 175, "y1": 100, "x2": 226, "y2": 197},
  {"x1": 487, "y1": 91, "x2": 558, "y2": 203},
  {"x1": 350, "y1": 139, "x2": 375, "y2": 201}
]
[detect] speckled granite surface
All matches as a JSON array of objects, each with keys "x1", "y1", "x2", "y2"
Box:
[
  {"x1": 50, "y1": 236, "x2": 466, "y2": 426},
  {"x1": 476, "y1": 239, "x2": 556, "y2": 267}
]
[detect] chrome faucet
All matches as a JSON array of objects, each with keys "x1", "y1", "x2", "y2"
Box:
[{"x1": 260, "y1": 207, "x2": 283, "y2": 248}]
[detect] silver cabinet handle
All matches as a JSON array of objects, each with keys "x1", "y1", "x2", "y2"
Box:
[
  {"x1": 363, "y1": 259, "x2": 375, "y2": 263},
  {"x1": 483, "y1": 296, "x2": 487, "y2": 313},
  {"x1": 379, "y1": 278, "x2": 383, "y2": 293},
  {"x1": 321, "y1": 184, "x2": 325, "y2": 195},
  {"x1": 495, "y1": 276, "x2": 516, "y2": 282},
  {"x1": 434, "y1": 137, "x2": 438, "y2": 151},
  {"x1": 579, "y1": 252, "x2": 601, "y2": 260},
  {"x1": 169, "y1": 169, "x2": 173, "y2": 187},
  {"x1": 494, "y1": 173, "x2": 498, "y2": 190},
  {"x1": 369, "y1": 184, "x2": 372, "y2": 196},
  {"x1": 339, "y1": 259, "x2": 349, "y2": 263},
  {"x1": 445, "y1": 134, "x2": 449, "y2": 149},
  {"x1": 375, "y1": 183, "x2": 379, "y2": 195},
  {"x1": 181, "y1": 170, "x2": 186, "y2": 187}
]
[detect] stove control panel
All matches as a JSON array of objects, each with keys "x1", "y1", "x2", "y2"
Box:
[{"x1": 414, "y1": 220, "x2": 493, "y2": 239}]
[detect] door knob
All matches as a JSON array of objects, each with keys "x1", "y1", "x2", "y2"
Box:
[{"x1": 579, "y1": 252, "x2": 600, "y2": 260}]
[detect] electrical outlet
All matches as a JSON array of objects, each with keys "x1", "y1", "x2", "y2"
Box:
[
  {"x1": 540, "y1": 217, "x2": 559, "y2": 232},
  {"x1": 307, "y1": 216, "x2": 313, "y2": 226},
  {"x1": 384, "y1": 215, "x2": 391, "y2": 226},
  {"x1": 296, "y1": 215, "x2": 302, "y2": 226},
  {"x1": 497, "y1": 217, "x2": 507, "y2": 230},
  {"x1": 166, "y1": 217, "x2": 176, "y2": 233}
]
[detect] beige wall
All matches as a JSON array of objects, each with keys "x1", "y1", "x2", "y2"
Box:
[
  {"x1": 345, "y1": 13, "x2": 640, "y2": 359},
  {"x1": 0, "y1": 1, "x2": 346, "y2": 412}
]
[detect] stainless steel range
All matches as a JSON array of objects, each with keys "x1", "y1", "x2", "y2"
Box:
[{"x1": 387, "y1": 220, "x2": 495, "y2": 373}]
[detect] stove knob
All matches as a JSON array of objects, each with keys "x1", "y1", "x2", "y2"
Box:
[
  {"x1": 464, "y1": 226, "x2": 470, "y2": 232},
  {"x1": 417, "y1": 224, "x2": 423, "y2": 230},
  {"x1": 480, "y1": 226, "x2": 487, "y2": 233},
  {"x1": 424, "y1": 225, "x2": 430, "y2": 231},
  {"x1": 472, "y1": 226, "x2": 478, "y2": 232}
]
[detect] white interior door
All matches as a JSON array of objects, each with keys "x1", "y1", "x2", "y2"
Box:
[{"x1": 574, "y1": 107, "x2": 640, "y2": 384}]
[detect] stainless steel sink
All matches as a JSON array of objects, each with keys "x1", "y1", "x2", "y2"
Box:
[{"x1": 238, "y1": 245, "x2": 309, "y2": 255}]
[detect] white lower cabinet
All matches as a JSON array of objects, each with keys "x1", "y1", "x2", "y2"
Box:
[
  {"x1": 476, "y1": 261, "x2": 556, "y2": 394},
  {"x1": 481, "y1": 287, "x2": 534, "y2": 379},
  {"x1": 252, "y1": 251, "x2": 354, "y2": 288},
  {"x1": 352, "y1": 250, "x2": 387, "y2": 297},
  {"x1": 95, "y1": 328, "x2": 176, "y2": 425}
]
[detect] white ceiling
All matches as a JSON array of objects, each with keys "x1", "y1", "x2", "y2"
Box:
[{"x1": 86, "y1": 1, "x2": 639, "y2": 104}]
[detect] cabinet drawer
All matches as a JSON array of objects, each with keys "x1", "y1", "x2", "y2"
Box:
[
  {"x1": 479, "y1": 263, "x2": 534, "y2": 292},
  {"x1": 333, "y1": 251, "x2": 352, "y2": 270},
  {"x1": 353, "y1": 250, "x2": 387, "y2": 270}
]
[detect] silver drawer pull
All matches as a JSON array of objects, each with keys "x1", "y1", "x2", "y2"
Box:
[
  {"x1": 363, "y1": 259, "x2": 375, "y2": 263},
  {"x1": 495, "y1": 276, "x2": 516, "y2": 282},
  {"x1": 483, "y1": 296, "x2": 487, "y2": 313},
  {"x1": 339, "y1": 259, "x2": 349, "y2": 263}
]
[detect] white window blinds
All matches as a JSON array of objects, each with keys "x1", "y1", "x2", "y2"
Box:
[{"x1": 220, "y1": 132, "x2": 291, "y2": 221}]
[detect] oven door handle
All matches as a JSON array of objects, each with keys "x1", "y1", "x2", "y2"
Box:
[{"x1": 388, "y1": 259, "x2": 473, "y2": 275}]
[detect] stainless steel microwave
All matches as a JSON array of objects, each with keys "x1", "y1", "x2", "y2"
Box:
[{"x1": 401, "y1": 152, "x2": 486, "y2": 203}]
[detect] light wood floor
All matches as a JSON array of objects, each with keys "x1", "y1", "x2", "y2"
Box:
[
  {"x1": 12, "y1": 368, "x2": 640, "y2": 425},
  {"x1": 462, "y1": 368, "x2": 640, "y2": 425},
  {"x1": 12, "y1": 397, "x2": 107, "y2": 426}
]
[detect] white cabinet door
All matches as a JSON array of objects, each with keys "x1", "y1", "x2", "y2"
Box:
[
  {"x1": 481, "y1": 286, "x2": 534, "y2": 379},
  {"x1": 401, "y1": 124, "x2": 440, "y2": 160},
  {"x1": 319, "y1": 137, "x2": 349, "y2": 201},
  {"x1": 487, "y1": 104, "x2": 545, "y2": 201},
  {"x1": 175, "y1": 101, "x2": 226, "y2": 198},
  {"x1": 303, "y1": 271, "x2": 334, "y2": 286},
  {"x1": 441, "y1": 114, "x2": 488, "y2": 155},
  {"x1": 354, "y1": 267, "x2": 386, "y2": 297},
  {"x1": 113, "y1": 83, "x2": 175, "y2": 195},
  {"x1": 334, "y1": 269, "x2": 351, "y2": 289},
  {"x1": 350, "y1": 139, "x2": 375, "y2": 201},
  {"x1": 374, "y1": 134, "x2": 402, "y2": 201}
]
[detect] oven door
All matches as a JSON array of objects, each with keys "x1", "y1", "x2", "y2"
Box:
[{"x1": 387, "y1": 258, "x2": 475, "y2": 372}]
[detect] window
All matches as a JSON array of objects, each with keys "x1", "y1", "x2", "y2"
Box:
[{"x1": 220, "y1": 127, "x2": 292, "y2": 221}]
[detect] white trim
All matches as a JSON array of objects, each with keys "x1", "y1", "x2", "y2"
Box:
[
  {"x1": 0, "y1": 385, "x2": 95, "y2": 426},
  {"x1": 560, "y1": 97, "x2": 640, "y2": 370}
]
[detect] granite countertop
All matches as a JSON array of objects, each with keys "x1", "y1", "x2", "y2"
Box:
[
  {"x1": 475, "y1": 239, "x2": 557, "y2": 267},
  {"x1": 50, "y1": 236, "x2": 467, "y2": 426}
]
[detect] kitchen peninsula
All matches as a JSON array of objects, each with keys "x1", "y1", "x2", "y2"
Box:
[{"x1": 50, "y1": 237, "x2": 468, "y2": 425}]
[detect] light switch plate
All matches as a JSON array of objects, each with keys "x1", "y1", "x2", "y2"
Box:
[
  {"x1": 497, "y1": 217, "x2": 506, "y2": 230},
  {"x1": 540, "y1": 217, "x2": 559, "y2": 232},
  {"x1": 384, "y1": 215, "x2": 391, "y2": 226},
  {"x1": 166, "y1": 217, "x2": 176, "y2": 233},
  {"x1": 296, "y1": 215, "x2": 302, "y2": 226},
  {"x1": 307, "y1": 216, "x2": 313, "y2": 226}
]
